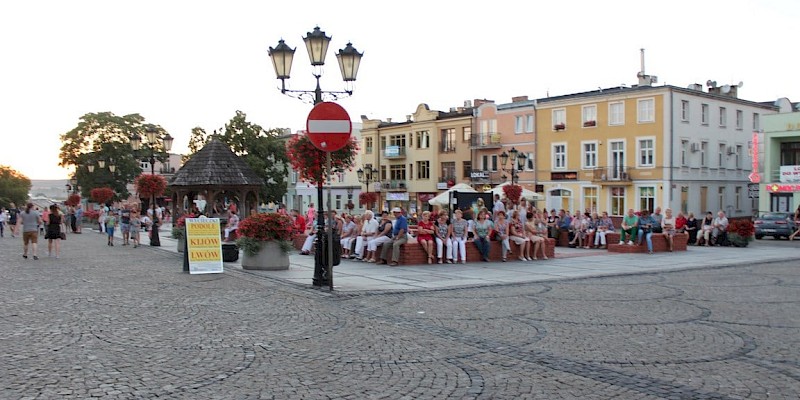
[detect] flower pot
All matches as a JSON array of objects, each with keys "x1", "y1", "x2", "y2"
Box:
[
  {"x1": 177, "y1": 236, "x2": 186, "y2": 253},
  {"x1": 241, "y1": 241, "x2": 289, "y2": 271}
]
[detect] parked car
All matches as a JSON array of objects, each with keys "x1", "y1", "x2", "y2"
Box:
[{"x1": 754, "y1": 212, "x2": 796, "y2": 239}]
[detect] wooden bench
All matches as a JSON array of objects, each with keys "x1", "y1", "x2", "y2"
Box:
[
  {"x1": 605, "y1": 232, "x2": 688, "y2": 253},
  {"x1": 293, "y1": 234, "x2": 555, "y2": 265}
]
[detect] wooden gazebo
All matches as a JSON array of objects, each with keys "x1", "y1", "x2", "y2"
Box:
[{"x1": 168, "y1": 138, "x2": 264, "y2": 218}]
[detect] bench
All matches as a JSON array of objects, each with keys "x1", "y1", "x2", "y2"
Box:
[
  {"x1": 293, "y1": 234, "x2": 555, "y2": 265},
  {"x1": 605, "y1": 232, "x2": 688, "y2": 253}
]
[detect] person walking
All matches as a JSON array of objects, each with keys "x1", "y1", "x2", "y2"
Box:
[
  {"x1": 8, "y1": 202, "x2": 20, "y2": 237},
  {"x1": 45, "y1": 204, "x2": 64, "y2": 258},
  {"x1": 18, "y1": 203, "x2": 42, "y2": 260},
  {"x1": 129, "y1": 208, "x2": 142, "y2": 248},
  {"x1": 119, "y1": 205, "x2": 131, "y2": 245},
  {"x1": 106, "y1": 212, "x2": 117, "y2": 246},
  {"x1": 0, "y1": 207, "x2": 6, "y2": 238}
]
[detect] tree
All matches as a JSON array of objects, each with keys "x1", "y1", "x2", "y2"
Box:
[
  {"x1": 184, "y1": 127, "x2": 210, "y2": 163},
  {"x1": 0, "y1": 165, "x2": 31, "y2": 208},
  {"x1": 59, "y1": 112, "x2": 170, "y2": 201}
]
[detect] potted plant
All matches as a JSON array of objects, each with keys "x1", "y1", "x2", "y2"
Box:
[
  {"x1": 583, "y1": 120, "x2": 596, "y2": 127},
  {"x1": 172, "y1": 213, "x2": 197, "y2": 252},
  {"x1": 90, "y1": 187, "x2": 115, "y2": 204},
  {"x1": 65, "y1": 194, "x2": 81, "y2": 207},
  {"x1": 237, "y1": 212, "x2": 297, "y2": 270},
  {"x1": 554, "y1": 123, "x2": 566, "y2": 131},
  {"x1": 502, "y1": 183, "x2": 523, "y2": 205},
  {"x1": 727, "y1": 219, "x2": 755, "y2": 247}
]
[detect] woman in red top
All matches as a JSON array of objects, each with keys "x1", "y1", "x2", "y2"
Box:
[
  {"x1": 675, "y1": 211, "x2": 688, "y2": 233},
  {"x1": 416, "y1": 211, "x2": 435, "y2": 264}
]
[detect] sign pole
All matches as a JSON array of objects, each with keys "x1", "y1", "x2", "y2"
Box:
[{"x1": 327, "y1": 152, "x2": 334, "y2": 291}]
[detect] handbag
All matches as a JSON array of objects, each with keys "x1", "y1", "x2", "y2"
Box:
[{"x1": 60, "y1": 232, "x2": 66, "y2": 240}]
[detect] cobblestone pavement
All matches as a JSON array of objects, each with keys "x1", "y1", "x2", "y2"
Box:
[{"x1": 1, "y1": 232, "x2": 798, "y2": 399}]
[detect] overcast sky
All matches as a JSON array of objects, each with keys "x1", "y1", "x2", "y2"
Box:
[{"x1": 2, "y1": 0, "x2": 798, "y2": 180}]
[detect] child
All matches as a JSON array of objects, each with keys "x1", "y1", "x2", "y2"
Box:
[{"x1": 106, "y1": 213, "x2": 117, "y2": 246}]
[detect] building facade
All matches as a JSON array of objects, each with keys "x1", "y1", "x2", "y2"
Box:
[{"x1": 758, "y1": 102, "x2": 800, "y2": 214}]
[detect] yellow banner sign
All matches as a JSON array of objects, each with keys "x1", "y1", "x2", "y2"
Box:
[{"x1": 185, "y1": 218, "x2": 224, "y2": 274}]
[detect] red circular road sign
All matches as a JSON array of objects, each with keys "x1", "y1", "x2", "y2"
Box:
[{"x1": 306, "y1": 102, "x2": 352, "y2": 152}]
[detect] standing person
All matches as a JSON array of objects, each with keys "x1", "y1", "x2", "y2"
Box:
[
  {"x1": 433, "y1": 212, "x2": 452, "y2": 264},
  {"x1": 129, "y1": 209, "x2": 141, "y2": 248},
  {"x1": 0, "y1": 207, "x2": 6, "y2": 238},
  {"x1": 18, "y1": 203, "x2": 42, "y2": 260},
  {"x1": 619, "y1": 208, "x2": 638, "y2": 245},
  {"x1": 416, "y1": 211, "x2": 435, "y2": 264},
  {"x1": 379, "y1": 207, "x2": 408, "y2": 266},
  {"x1": 492, "y1": 194, "x2": 506, "y2": 219},
  {"x1": 493, "y1": 211, "x2": 510, "y2": 262},
  {"x1": 305, "y1": 203, "x2": 316, "y2": 227},
  {"x1": 8, "y1": 202, "x2": 20, "y2": 237},
  {"x1": 119, "y1": 205, "x2": 131, "y2": 245},
  {"x1": 98, "y1": 203, "x2": 108, "y2": 234},
  {"x1": 45, "y1": 205, "x2": 64, "y2": 258},
  {"x1": 450, "y1": 209, "x2": 469, "y2": 264},
  {"x1": 105, "y1": 212, "x2": 117, "y2": 246},
  {"x1": 472, "y1": 210, "x2": 494, "y2": 262},
  {"x1": 74, "y1": 204, "x2": 83, "y2": 233},
  {"x1": 789, "y1": 206, "x2": 800, "y2": 241},
  {"x1": 40, "y1": 206, "x2": 50, "y2": 236}
]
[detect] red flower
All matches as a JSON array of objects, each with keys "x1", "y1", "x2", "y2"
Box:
[
  {"x1": 135, "y1": 174, "x2": 167, "y2": 198},
  {"x1": 729, "y1": 219, "x2": 755, "y2": 237},
  {"x1": 90, "y1": 187, "x2": 115, "y2": 204},
  {"x1": 286, "y1": 133, "x2": 359, "y2": 185},
  {"x1": 502, "y1": 184, "x2": 522, "y2": 204},
  {"x1": 358, "y1": 192, "x2": 378, "y2": 206},
  {"x1": 65, "y1": 194, "x2": 81, "y2": 207},
  {"x1": 175, "y1": 213, "x2": 198, "y2": 228},
  {"x1": 238, "y1": 213, "x2": 297, "y2": 242}
]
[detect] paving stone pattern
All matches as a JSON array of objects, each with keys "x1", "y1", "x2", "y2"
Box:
[{"x1": 1, "y1": 233, "x2": 798, "y2": 399}]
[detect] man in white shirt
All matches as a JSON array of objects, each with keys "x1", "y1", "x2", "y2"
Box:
[
  {"x1": 354, "y1": 210, "x2": 379, "y2": 260},
  {"x1": 492, "y1": 194, "x2": 506, "y2": 219},
  {"x1": 712, "y1": 210, "x2": 729, "y2": 245}
]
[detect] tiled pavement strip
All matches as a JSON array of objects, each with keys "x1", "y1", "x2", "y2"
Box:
[{"x1": 1, "y1": 226, "x2": 798, "y2": 399}]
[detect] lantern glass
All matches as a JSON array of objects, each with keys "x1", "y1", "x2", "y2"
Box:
[
  {"x1": 303, "y1": 26, "x2": 331, "y2": 66},
  {"x1": 163, "y1": 133, "x2": 174, "y2": 152},
  {"x1": 268, "y1": 39, "x2": 295, "y2": 79},
  {"x1": 336, "y1": 42, "x2": 363, "y2": 82}
]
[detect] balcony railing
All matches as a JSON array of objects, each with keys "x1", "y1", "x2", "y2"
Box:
[
  {"x1": 383, "y1": 146, "x2": 406, "y2": 159},
  {"x1": 591, "y1": 166, "x2": 633, "y2": 183},
  {"x1": 440, "y1": 143, "x2": 456, "y2": 153},
  {"x1": 470, "y1": 133, "x2": 502, "y2": 149},
  {"x1": 381, "y1": 180, "x2": 408, "y2": 191}
]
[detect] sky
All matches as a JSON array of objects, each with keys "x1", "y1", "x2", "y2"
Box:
[{"x1": 1, "y1": 0, "x2": 798, "y2": 180}]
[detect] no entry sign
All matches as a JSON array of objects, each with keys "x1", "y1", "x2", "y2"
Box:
[{"x1": 306, "y1": 102, "x2": 352, "y2": 152}]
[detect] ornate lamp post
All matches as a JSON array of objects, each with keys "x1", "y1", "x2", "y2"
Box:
[
  {"x1": 130, "y1": 125, "x2": 174, "y2": 247},
  {"x1": 268, "y1": 26, "x2": 363, "y2": 287},
  {"x1": 357, "y1": 165, "x2": 375, "y2": 209},
  {"x1": 500, "y1": 147, "x2": 526, "y2": 185}
]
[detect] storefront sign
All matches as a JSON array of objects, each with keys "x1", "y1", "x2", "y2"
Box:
[
  {"x1": 748, "y1": 183, "x2": 759, "y2": 199},
  {"x1": 767, "y1": 183, "x2": 800, "y2": 193},
  {"x1": 386, "y1": 192, "x2": 409, "y2": 201},
  {"x1": 185, "y1": 218, "x2": 224, "y2": 274},
  {"x1": 779, "y1": 165, "x2": 800, "y2": 183},
  {"x1": 385, "y1": 145, "x2": 400, "y2": 157},
  {"x1": 470, "y1": 171, "x2": 490, "y2": 179},
  {"x1": 436, "y1": 182, "x2": 449, "y2": 190},
  {"x1": 551, "y1": 171, "x2": 578, "y2": 181},
  {"x1": 749, "y1": 132, "x2": 760, "y2": 183}
]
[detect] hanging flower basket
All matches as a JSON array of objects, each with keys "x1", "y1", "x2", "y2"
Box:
[
  {"x1": 554, "y1": 123, "x2": 566, "y2": 131},
  {"x1": 90, "y1": 187, "x2": 115, "y2": 204},
  {"x1": 286, "y1": 134, "x2": 359, "y2": 185},
  {"x1": 359, "y1": 192, "x2": 378, "y2": 206},
  {"x1": 583, "y1": 120, "x2": 596, "y2": 127},
  {"x1": 65, "y1": 194, "x2": 81, "y2": 207},
  {"x1": 502, "y1": 184, "x2": 523, "y2": 205},
  {"x1": 135, "y1": 174, "x2": 167, "y2": 198}
]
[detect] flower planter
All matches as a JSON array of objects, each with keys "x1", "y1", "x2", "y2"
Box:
[
  {"x1": 177, "y1": 236, "x2": 186, "y2": 253},
  {"x1": 241, "y1": 241, "x2": 289, "y2": 270}
]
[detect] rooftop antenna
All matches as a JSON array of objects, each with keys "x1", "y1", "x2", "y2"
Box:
[{"x1": 636, "y1": 48, "x2": 658, "y2": 86}]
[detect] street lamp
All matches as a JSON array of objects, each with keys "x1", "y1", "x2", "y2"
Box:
[
  {"x1": 357, "y1": 164, "x2": 375, "y2": 209},
  {"x1": 130, "y1": 125, "x2": 174, "y2": 247},
  {"x1": 500, "y1": 147, "x2": 526, "y2": 185},
  {"x1": 269, "y1": 26, "x2": 363, "y2": 288}
]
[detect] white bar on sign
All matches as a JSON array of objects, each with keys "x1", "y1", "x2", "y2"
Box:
[{"x1": 308, "y1": 120, "x2": 350, "y2": 133}]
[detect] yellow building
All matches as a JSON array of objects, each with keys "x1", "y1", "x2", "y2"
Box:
[{"x1": 360, "y1": 103, "x2": 474, "y2": 214}]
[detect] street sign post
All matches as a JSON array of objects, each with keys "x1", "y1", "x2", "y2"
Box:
[
  {"x1": 748, "y1": 183, "x2": 760, "y2": 199},
  {"x1": 306, "y1": 102, "x2": 352, "y2": 152}
]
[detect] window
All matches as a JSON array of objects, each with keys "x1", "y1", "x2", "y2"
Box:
[
  {"x1": 718, "y1": 143, "x2": 726, "y2": 168},
  {"x1": 390, "y1": 165, "x2": 406, "y2": 181},
  {"x1": 583, "y1": 187, "x2": 598, "y2": 213},
  {"x1": 462, "y1": 126, "x2": 472, "y2": 141},
  {"x1": 637, "y1": 98, "x2": 655, "y2": 123},
  {"x1": 389, "y1": 134, "x2": 406, "y2": 148},
  {"x1": 700, "y1": 141, "x2": 708, "y2": 167},
  {"x1": 582, "y1": 142, "x2": 597, "y2": 169},
  {"x1": 335, "y1": 195, "x2": 341, "y2": 210},
  {"x1": 718, "y1": 186, "x2": 725, "y2": 210},
  {"x1": 380, "y1": 136, "x2": 386, "y2": 150},
  {"x1": 681, "y1": 139, "x2": 689, "y2": 166},
  {"x1": 481, "y1": 154, "x2": 498, "y2": 171},
  {"x1": 735, "y1": 186, "x2": 742, "y2": 211},
  {"x1": 440, "y1": 162, "x2": 456, "y2": 181},
  {"x1": 736, "y1": 110, "x2": 743, "y2": 130},
  {"x1": 736, "y1": 145, "x2": 743, "y2": 169},
  {"x1": 639, "y1": 186, "x2": 655, "y2": 212},
  {"x1": 719, "y1": 107, "x2": 727, "y2": 127},
  {"x1": 552, "y1": 109, "x2": 566, "y2": 129},
  {"x1": 753, "y1": 113, "x2": 760, "y2": 131},
  {"x1": 417, "y1": 161, "x2": 430, "y2": 180},
  {"x1": 611, "y1": 187, "x2": 625, "y2": 216},
  {"x1": 701, "y1": 104, "x2": 709, "y2": 125},
  {"x1": 515, "y1": 116, "x2": 524, "y2": 134},
  {"x1": 462, "y1": 161, "x2": 471, "y2": 179},
  {"x1": 380, "y1": 165, "x2": 387, "y2": 180},
  {"x1": 526, "y1": 114, "x2": 534, "y2": 133},
  {"x1": 681, "y1": 100, "x2": 689, "y2": 121},
  {"x1": 582, "y1": 105, "x2": 597, "y2": 126},
  {"x1": 416, "y1": 131, "x2": 429, "y2": 149},
  {"x1": 553, "y1": 143, "x2": 566, "y2": 170},
  {"x1": 526, "y1": 152, "x2": 534, "y2": 171},
  {"x1": 440, "y1": 128, "x2": 456, "y2": 152},
  {"x1": 609, "y1": 102, "x2": 624, "y2": 125},
  {"x1": 638, "y1": 138, "x2": 655, "y2": 167},
  {"x1": 364, "y1": 137, "x2": 373, "y2": 154},
  {"x1": 480, "y1": 119, "x2": 495, "y2": 134}
]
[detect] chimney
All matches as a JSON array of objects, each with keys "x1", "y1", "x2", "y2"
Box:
[
  {"x1": 511, "y1": 95, "x2": 529, "y2": 103},
  {"x1": 386, "y1": 117, "x2": 392, "y2": 123},
  {"x1": 406, "y1": 114, "x2": 413, "y2": 122}
]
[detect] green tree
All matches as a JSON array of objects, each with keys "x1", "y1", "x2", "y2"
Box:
[
  {"x1": 0, "y1": 166, "x2": 31, "y2": 208},
  {"x1": 184, "y1": 127, "x2": 209, "y2": 163},
  {"x1": 59, "y1": 112, "x2": 170, "y2": 201}
]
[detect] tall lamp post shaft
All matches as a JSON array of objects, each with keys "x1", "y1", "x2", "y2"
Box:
[{"x1": 150, "y1": 154, "x2": 160, "y2": 246}]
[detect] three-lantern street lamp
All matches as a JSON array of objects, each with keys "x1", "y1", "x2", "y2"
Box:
[
  {"x1": 500, "y1": 147, "x2": 526, "y2": 185},
  {"x1": 268, "y1": 26, "x2": 363, "y2": 288},
  {"x1": 130, "y1": 125, "x2": 174, "y2": 247}
]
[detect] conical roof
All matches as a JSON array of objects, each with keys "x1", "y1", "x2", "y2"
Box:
[{"x1": 169, "y1": 138, "x2": 264, "y2": 187}]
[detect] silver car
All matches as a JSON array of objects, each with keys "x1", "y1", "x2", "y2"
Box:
[{"x1": 754, "y1": 212, "x2": 796, "y2": 239}]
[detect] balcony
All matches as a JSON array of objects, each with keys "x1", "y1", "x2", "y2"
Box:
[
  {"x1": 470, "y1": 133, "x2": 502, "y2": 149},
  {"x1": 382, "y1": 180, "x2": 408, "y2": 191},
  {"x1": 591, "y1": 166, "x2": 634, "y2": 185},
  {"x1": 383, "y1": 146, "x2": 406, "y2": 159}
]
